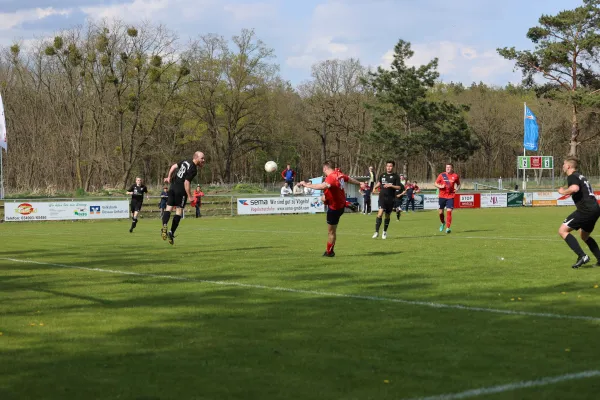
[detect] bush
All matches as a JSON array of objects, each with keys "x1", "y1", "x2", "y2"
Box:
[{"x1": 231, "y1": 183, "x2": 264, "y2": 194}]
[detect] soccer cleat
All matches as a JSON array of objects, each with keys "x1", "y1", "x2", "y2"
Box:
[
  {"x1": 129, "y1": 228, "x2": 133, "y2": 233},
  {"x1": 439, "y1": 223, "x2": 445, "y2": 232},
  {"x1": 446, "y1": 228, "x2": 452, "y2": 234},
  {"x1": 382, "y1": 231, "x2": 387, "y2": 239},
  {"x1": 167, "y1": 231, "x2": 175, "y2": 245},
  {"x1": 572, "y1": 254, "x2": 590, "y2": 269},
  {"x1": 161, "y1": 225, "x2": 168, "y2": 240},
  {"x1": 322, "y1": 251, "x2": 335, "y2": 257},
  {"x1": 372, "y1": 232, "x2": 379, "y2": 239}
]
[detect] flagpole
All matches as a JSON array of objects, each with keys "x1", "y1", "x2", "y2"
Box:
[{"x1": 523, "y1": 102, "x2": 526, "y2": 191}]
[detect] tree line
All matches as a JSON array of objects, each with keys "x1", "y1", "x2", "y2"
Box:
[{"x1": 1, "y1": 1, "x2": 600, "y2": 192}]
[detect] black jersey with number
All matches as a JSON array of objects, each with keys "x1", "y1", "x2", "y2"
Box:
[
  {"x1": 568, "y1": 172, "x2": 600, "y2": 214},
  {"x1": 128, "y1": 184, "x2": 148, "y2": 202},
  {"x1": 378, "y1": 173, "x2": 401, "y2": 199},
  {"x1": 170, "y1": 159, "x2": 198, "y2": 190}
]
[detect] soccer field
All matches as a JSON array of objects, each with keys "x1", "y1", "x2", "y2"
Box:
[{"x1": 2, "y1": 208, "x2": 600, "y2": 400}]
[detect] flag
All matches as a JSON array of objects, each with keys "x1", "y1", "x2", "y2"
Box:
[{"x1": 524, "y1": 106, "x2": 538, "y2": 151}]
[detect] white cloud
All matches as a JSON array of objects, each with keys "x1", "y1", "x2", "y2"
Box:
[
  {"x1": 81, "y1": 0, "x2": 171, "y2": 21},
  {"x1": 380, "y1": 41, "x2": 520, "y2": 85},
  {"x1": 0, "y1": 7, "x2": 72, "y2": 31}
]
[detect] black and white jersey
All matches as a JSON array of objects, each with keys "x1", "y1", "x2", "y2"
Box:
[
  {"x1": 378, "y1": 173, "x2": 401, "y2": 199},
  {"x1": 128, "y1": 184, "x2": 148, "y2": 202},
  {"x1": 170, "y1": 159, "x2": 198, "y2": 190},
  {"x1": 568, "y1": 172, "x2": 599, "y2": 214}
]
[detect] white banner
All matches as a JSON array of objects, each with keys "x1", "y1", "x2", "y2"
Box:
[
  {"x1": 423, "y1": 194, "x2": 439, "y2": 210},
  {"x1": 5, "y1": 200, "x2": 130, "y2": 222},
  {"x1": 237, "y1": 196, "x2": 324, "y2": 215},
  {"x1": 481, "y1": 193, "x2": 508, "y2": 208},
  {"x1": 0, "y1": 93, "x2": 6, "y2": 151}
]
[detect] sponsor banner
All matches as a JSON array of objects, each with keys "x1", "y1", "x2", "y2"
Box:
[
  {"x1": 481, "y1": 193, "x2": 508, "y2": 208},
  {"x1": 507, "y1": 192, "x2": 524, "y2": 207},
  {"x1": 400, "y1": 194, "x2": 425, "y2": 210},
  {"x1": 237, "y1": 196, "x2": 324, "y2": 215},
  {"x1": 423, "y1": 194, "x2": 439, "y2": 210},
  {"x1": 454, "y1": 193, "x2": 481, "y2": 209},
  {"x1": 5, "y1": 200, "x2": 130, "y2": 222},
  {"x1": 531, "y1": 192, "x2": 559, "y2": 207}
]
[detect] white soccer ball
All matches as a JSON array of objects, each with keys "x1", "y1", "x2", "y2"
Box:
[{"x1": 265, "y1": 161, "x2": 278, "y2": 173}]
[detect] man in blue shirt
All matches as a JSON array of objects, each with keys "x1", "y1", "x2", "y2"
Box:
[{"x1": 281, "y1": 164, "x2": 296, "y2": 192}]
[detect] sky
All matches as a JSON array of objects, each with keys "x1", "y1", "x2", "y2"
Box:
[{"x1": 0, "y1": 0, "x2": 585, "y2": 86}]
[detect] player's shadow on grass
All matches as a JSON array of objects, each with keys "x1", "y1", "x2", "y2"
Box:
[
  {"x1": 455, "y1": 229, "x2": 493, "y2": 233},
  {"x1": 365, "y1": 251, "x2": 403, "y2": 256}
]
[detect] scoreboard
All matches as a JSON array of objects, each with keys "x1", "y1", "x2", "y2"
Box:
[{"x1": 517, "y1": 156, "x2": 553, "y2": 169}]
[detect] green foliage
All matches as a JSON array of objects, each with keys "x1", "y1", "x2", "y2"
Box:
[
  {"x1": 96, "y1": 34, "x2": 109, "y2": 52},
  {"x1": 44, "y1": 46, "x2": 56, "y2": 56},
  {"x1": 9, "y1": 44, "x2": 19, "y2": 57},
  {"x1": 53, "y1": 36, "x2": 64, "y2": 50},
  {"x1": 231, "y1": 183, "x2": 265, "y2": 193},
  {"x1": 74, "y1": 187, "x2": 87, "y2": 197},
  {"x1": 67, "y1": 43, "x2": 82, "y2": 66},
  {"x1": 150, "y1": 55, "x2": 162, "y2": 68},
  {"x1": 126, "y1": 27, "x2": 138, "y2": 37}
]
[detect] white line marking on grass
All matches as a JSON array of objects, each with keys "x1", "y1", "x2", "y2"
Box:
[
  {"x1": 2, "y1": 257, "x2": 599, "y2": 322},
  {"x1": 194, "y1": 228, "x2": 557, "y2": 242},
  {"x1": 403, "y1": 370, "x2": 600, "y2": 400}
]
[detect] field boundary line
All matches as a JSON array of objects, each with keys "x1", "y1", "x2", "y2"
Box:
[
  {"x1": 403, "y1": 370, "x2": 600, "y2": 400},
  {"x1": 2, "y1": 257, "x2": 599, "y2": 322}
]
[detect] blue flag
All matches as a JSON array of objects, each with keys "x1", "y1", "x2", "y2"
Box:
[{"x1": 524, "y1": 106, "x2": 539, "y2": 151}]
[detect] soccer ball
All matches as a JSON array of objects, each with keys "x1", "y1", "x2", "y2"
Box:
[{"x1": 265, "y1": 161, "x2": 277, "y2": 173}]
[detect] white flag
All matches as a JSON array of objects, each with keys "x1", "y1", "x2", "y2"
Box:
[{"x1": 0, "y1": 93, "x2": 6, "y2": 151}]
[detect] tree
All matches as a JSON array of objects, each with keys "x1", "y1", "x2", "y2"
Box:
[
  {"x1": 498, "y1": 0, "x2": 600, "y2": 156},
  {"x1": 364, "y1": 39, "x2": 476, "y2": 178}
]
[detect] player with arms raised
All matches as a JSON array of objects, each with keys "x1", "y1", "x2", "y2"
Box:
[
  {"x1": 299, "y1": 161, "x2": 361, "y2": 257},
  {"x1": 434, "y1": 163, "x2": 460, "y2": 233},
  {"x1": 558, "y1": 156, "x2": 600, "y2": 268},
  {"x1": 161, "y1": 151, "x2": 206, "y2": 245}
]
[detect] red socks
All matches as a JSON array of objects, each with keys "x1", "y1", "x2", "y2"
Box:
[
  {"x1": 446, "y1": 211, "x2": 452, "y2": 228},
  {"x1": 326, "y1": 242, "x2": 334, "y2": 253}
]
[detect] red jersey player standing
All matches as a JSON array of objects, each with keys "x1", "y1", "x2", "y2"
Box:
[
  {"x1": 434, "y1": 163, "x2": 461, "y2": 234},
  {"x1": 299, "y1": 161, "x2": 362, "y2": 257}
]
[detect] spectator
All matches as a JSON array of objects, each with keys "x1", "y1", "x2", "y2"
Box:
[
  {"x1": 281, "y1": 164, "x2": 296, "y2": 191},
  {"x1": 405, "y1": 180, "x2": 421, "y2": 212},
  {"x1": 192, "y1": 185, "x2": 204, "y2": 218},
  {"x1": 159, "y1": 186, "x2": 168, "y2": 217},
  {"x1": 359, "y1": 181, "x2": 372, "y2": 214},
  {"x1": 281, "y1": 182, "x2": 292, "y2": 197},
  {"x1": 368, "y1": 166, "x2": 376, "y2": 190},
  {"x1": 293, "y1": 182, "x2": 304, "y2": 195}
]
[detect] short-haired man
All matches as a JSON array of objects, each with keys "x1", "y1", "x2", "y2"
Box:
[
  {"x1": 434, "y1": 163, "x2": 460, "y2": 234},
  {"x1": 161, "y1": 151, "x2": 206, "y2": 245},
  {"x1": 372, "y1": 161, "x2": 402, "y2": 239},
  {"x1": 558, "y1": 157, "x2": 600, "y2": 268},
  {"x1": 299, "y1": 161, "x2": 361, "y2": 257},
  {"x1": 127, "y1": 177, "x2": 148, "y2": 233}
]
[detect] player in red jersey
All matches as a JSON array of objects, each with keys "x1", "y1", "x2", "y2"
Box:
[
  {"x1": 299, "y1": 161, "x2": 362, "y2": 257},
  {"x1": 434, "y1": 163, "x2": 461, "y2": 234}
]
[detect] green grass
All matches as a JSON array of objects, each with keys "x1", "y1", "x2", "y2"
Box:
[{"x1": 1, "y1": 208, "x2": 600, "y2": 400}]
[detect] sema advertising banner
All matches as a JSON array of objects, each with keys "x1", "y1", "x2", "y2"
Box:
[
  {"x1": 237, "y1": 196, "x2": 324, "y2": 215},
  {"x1": 5, "y1": 200, "x2": 130, "y2": 222},
  {"x1": 480, "y1": 193, "x2": 508, "y2": 208}
]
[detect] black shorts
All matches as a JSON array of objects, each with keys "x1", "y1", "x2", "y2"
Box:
[
  {"x1": 439, "y1": 198, "x2": 455, "y2": 210},
  {"x1": 378, "y1": 197, "x2": 394, "y2": 214},
  {"x1": 167, "y1": 188, "x2": 188, "y2": 208},
  {"x1": 394, "y1": 196, "x2": 404, "y2": 209},
  {"x1": 326, "y1": 208, "x2": 345, "y2": 225},
  {"x1": 563, "y1": 210, "x2": 600, "y2": 233},
  {"x1": 130, "y1": 199, "x2": 143, "y2": 213}
]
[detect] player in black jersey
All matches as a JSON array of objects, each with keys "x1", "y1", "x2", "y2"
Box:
[
  {"x1": 127, "y1": 177, "x2": 148, "y2": 233},
  {"x1": 161, "y1": 151, "x2": 206, "y2": 245},
  {"x1": 558, "y1": 157, "x2": 600, "y2": 268},
  {"x1": 372, "y1": 161, "x2": 402, "y2": 239}
]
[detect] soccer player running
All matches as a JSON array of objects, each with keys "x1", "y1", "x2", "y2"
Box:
[
  {"x1": 299, "y1": 161, "x2": 361, "y2": 257},
  {"x1": 372, "y1": 161, "x2": 402, "y2": 239},
  {"x1": 161, "y1": 151, "x2": 206, "y2": 245},
  {"x1": 434, "y1": 163, "x2": 460, "y2": 234},
  {"x1": 558, "y1": 157, "x2": 600, "y2": 268},
  {"x1": 126, "y1": 177, "x2": 148, "y2": 233}
]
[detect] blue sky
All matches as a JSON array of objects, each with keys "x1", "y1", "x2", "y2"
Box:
[{"x1": 0, "y1": 0, "x2": 584, "y2": 86}]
